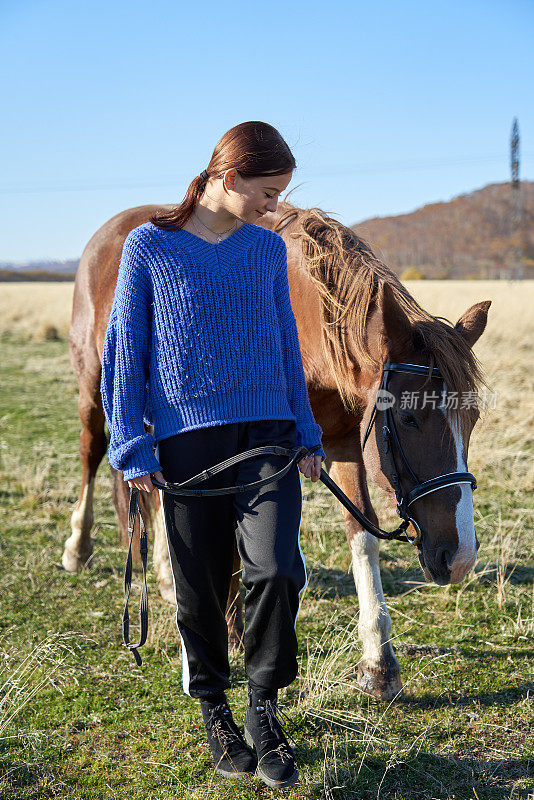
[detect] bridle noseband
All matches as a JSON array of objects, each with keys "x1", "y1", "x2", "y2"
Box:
[{"x1": 360, "y1": 360, "x2": 477, "y2": 546}]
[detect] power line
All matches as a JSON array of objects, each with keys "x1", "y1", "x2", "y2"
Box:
[
  {"x1": 309, "y1": 152, "x2": 534, "y2": 177},
  {"x1": 2, "y1": 152, "x2": 533, "y2": 196}
]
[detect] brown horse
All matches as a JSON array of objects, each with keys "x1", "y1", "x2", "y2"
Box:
[{"x1": 63, "y1": 199, "x2": 490, "y2": 700}]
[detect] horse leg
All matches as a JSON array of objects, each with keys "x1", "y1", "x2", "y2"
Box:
[
  {"x1": 329, "y1": 453, "x2": 403, "y2": 701},
  {"x1": 62, "y1": 343, "x2": 170, "y2": 597},
  {"x1": 62, "y1": 364, "x2": 107, "y2": 572},
  {"x1": 150, "y1": 487, "x2": 176, "y2": 604}
]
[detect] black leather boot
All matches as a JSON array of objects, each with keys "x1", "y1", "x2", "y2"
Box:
[
  {"x1": 243, "y1": 686, "x2": 299, "y2": 788},
  {"x1": 200, "y1": 695, "x2": 257, "y2": 779}
]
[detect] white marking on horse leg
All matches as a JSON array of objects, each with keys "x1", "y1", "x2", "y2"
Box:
[
  {"x1": 152, "y1": 442, "x2": 178, "y2": 604},
  {"x1": 447, "y1": 414, "x2": 477, "y2": 582},
  {"x1": 350, "y1": 530, "x2": 394, "y2": 666},
  {"x1": 158, "y1": 488, "x2": 191, "y2": 696},
  {"x1": 145, "y1": 493, "x2": 175, "y2": 604},
  {"x1": 62, "y1": 477, "x2": 95, "y2": 571}
]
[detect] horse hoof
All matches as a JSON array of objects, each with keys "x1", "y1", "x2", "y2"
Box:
[
  {"x1": 61, "y1": 539, "x2": 94, "y2": 572},
  {"x1": 357, "y1": 660, "x2": 404, "y2": 701}
]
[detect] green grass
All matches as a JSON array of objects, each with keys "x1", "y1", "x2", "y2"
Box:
[{"x1": 0, "y1": 338, "x2": 532, "y2": 799}]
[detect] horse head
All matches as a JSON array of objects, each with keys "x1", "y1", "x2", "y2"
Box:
[{"x1": 359, "y1": 283, "x2": 491, "y2": 585}]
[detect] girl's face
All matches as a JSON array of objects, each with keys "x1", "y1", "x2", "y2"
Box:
[{"x1": 223, "y1": 169, "x2": 293, "y2": 222}]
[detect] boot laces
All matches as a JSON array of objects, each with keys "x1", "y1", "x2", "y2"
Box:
[
  {"x1": 208, "y1": 704, "x2": 242, "y2": 752},
  {"x1": 257, "y1": 699, "x2": 294, "y2": 759}
]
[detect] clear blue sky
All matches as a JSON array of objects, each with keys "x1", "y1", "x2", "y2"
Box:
[{"x1": 1, "y1": 0, "x2": 532, "y2": 261}]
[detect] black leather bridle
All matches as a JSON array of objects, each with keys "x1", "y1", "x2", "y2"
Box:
[{"x1": 355, "y1": 360, "x2": 477, "y2": 547}]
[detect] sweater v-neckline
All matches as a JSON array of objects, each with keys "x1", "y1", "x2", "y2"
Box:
[
  {"x1": 176, "y1": 222, "x2": 255, "y2": 254},
  {"x1": 148, "y1": 221, "x2": 261, "y2": 275}
]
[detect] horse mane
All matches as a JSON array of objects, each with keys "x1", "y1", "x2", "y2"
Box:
[{"x1": 274, "y1": 203, "x2": 487, "y2": 430}]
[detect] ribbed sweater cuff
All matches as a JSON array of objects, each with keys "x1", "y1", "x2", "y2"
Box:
[
  {"x1": 296, "y1": 422, "x2": 326, "y2": 461},
  {"x1": 109, "y1": 434, "x2": 162, "y2": 481}
]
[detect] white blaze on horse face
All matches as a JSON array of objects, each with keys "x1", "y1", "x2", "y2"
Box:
[{"x1": 446, "y1": 411, "x2": 477, "y2": 582}]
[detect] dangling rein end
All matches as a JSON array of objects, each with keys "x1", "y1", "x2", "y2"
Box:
[
  {"x1": 123, "y1": 488, "x2": 149, "y2": 667},
  {"x1": 125, "y1": 643, "x2": 143, "y2": 667}
]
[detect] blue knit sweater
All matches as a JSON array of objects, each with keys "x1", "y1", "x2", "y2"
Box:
[{"x1": 100, "y1": 220, "x2": 326, "y2": 481}]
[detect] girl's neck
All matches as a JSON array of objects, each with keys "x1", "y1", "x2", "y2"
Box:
[{"x1": 192, "y1": 200, "x2": 243, "y2": 236}]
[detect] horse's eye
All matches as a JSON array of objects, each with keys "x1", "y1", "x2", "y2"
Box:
[{"x1": 399, "y1": 413, "x2": 419, "y2": 429}]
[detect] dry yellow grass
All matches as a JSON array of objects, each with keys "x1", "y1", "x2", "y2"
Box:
[
  {"x1": 405, "y1": 279, "x2": 533, "y2": 375},
  {"x1": 0, "y1": 282, "x2": 74, "y2": 342},
  {"x1": 1, "y1": 279, "x2": 532, "y2": 495},
  {"x1": 2, "y1": 278, "x2": 530, "y2": 513},
  {"x1": 1, "y1": 278, "x2": 532, "y2": 492},
  {"x1": 405, "y1": 281, "x2": 534, "y2": 497},
  {"x1": 2, "y1": 278, "x2": 532, "y2": 353}
]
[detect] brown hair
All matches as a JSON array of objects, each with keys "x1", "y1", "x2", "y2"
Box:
[{"x1": 149, "y1": 121, "x2": 297, "y2": 230}]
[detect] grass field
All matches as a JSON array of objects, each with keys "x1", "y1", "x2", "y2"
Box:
[{"x1": 0, "y1": 281, "x2": 532, "y2": 799}]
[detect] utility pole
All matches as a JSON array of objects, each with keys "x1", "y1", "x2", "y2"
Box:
[{"x1": 510, "y1": 118, "x2": 523, "y2": 280}]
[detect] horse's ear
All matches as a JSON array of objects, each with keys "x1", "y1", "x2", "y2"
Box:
[
  {"x1": 454, "y1": 300, "x2": 491, "y2": 348},
  {"x1": 380, "y1": 282, "x2": 414, "y2": 360}
]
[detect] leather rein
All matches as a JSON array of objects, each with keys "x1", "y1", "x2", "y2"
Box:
[{"x1": 122, "y1": 360, "x2": 477, "y2": 665}]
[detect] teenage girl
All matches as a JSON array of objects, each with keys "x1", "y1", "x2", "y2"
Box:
[{"x1": 100, "y1": 120, "x2": 325, "y2": 789}]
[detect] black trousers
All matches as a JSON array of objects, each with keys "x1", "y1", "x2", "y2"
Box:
[{"x1": 155, "y1": 419, "x2": 306, "y2": 700}]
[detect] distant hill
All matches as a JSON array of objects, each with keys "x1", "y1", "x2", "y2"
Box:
[
  {"x1": 351, "y1": 181, "x2": 534, "y2": 279},
  {"x1": 0, "y1": 259, "x2": 78, "y2": 281}
]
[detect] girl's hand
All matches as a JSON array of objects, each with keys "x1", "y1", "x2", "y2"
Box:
[
  {"x1": 127, "y1": 470, "x2": 166, "y2": 493},
  {"x1": 298, "y1": 454, "x2": 322, "y2": 482}
]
